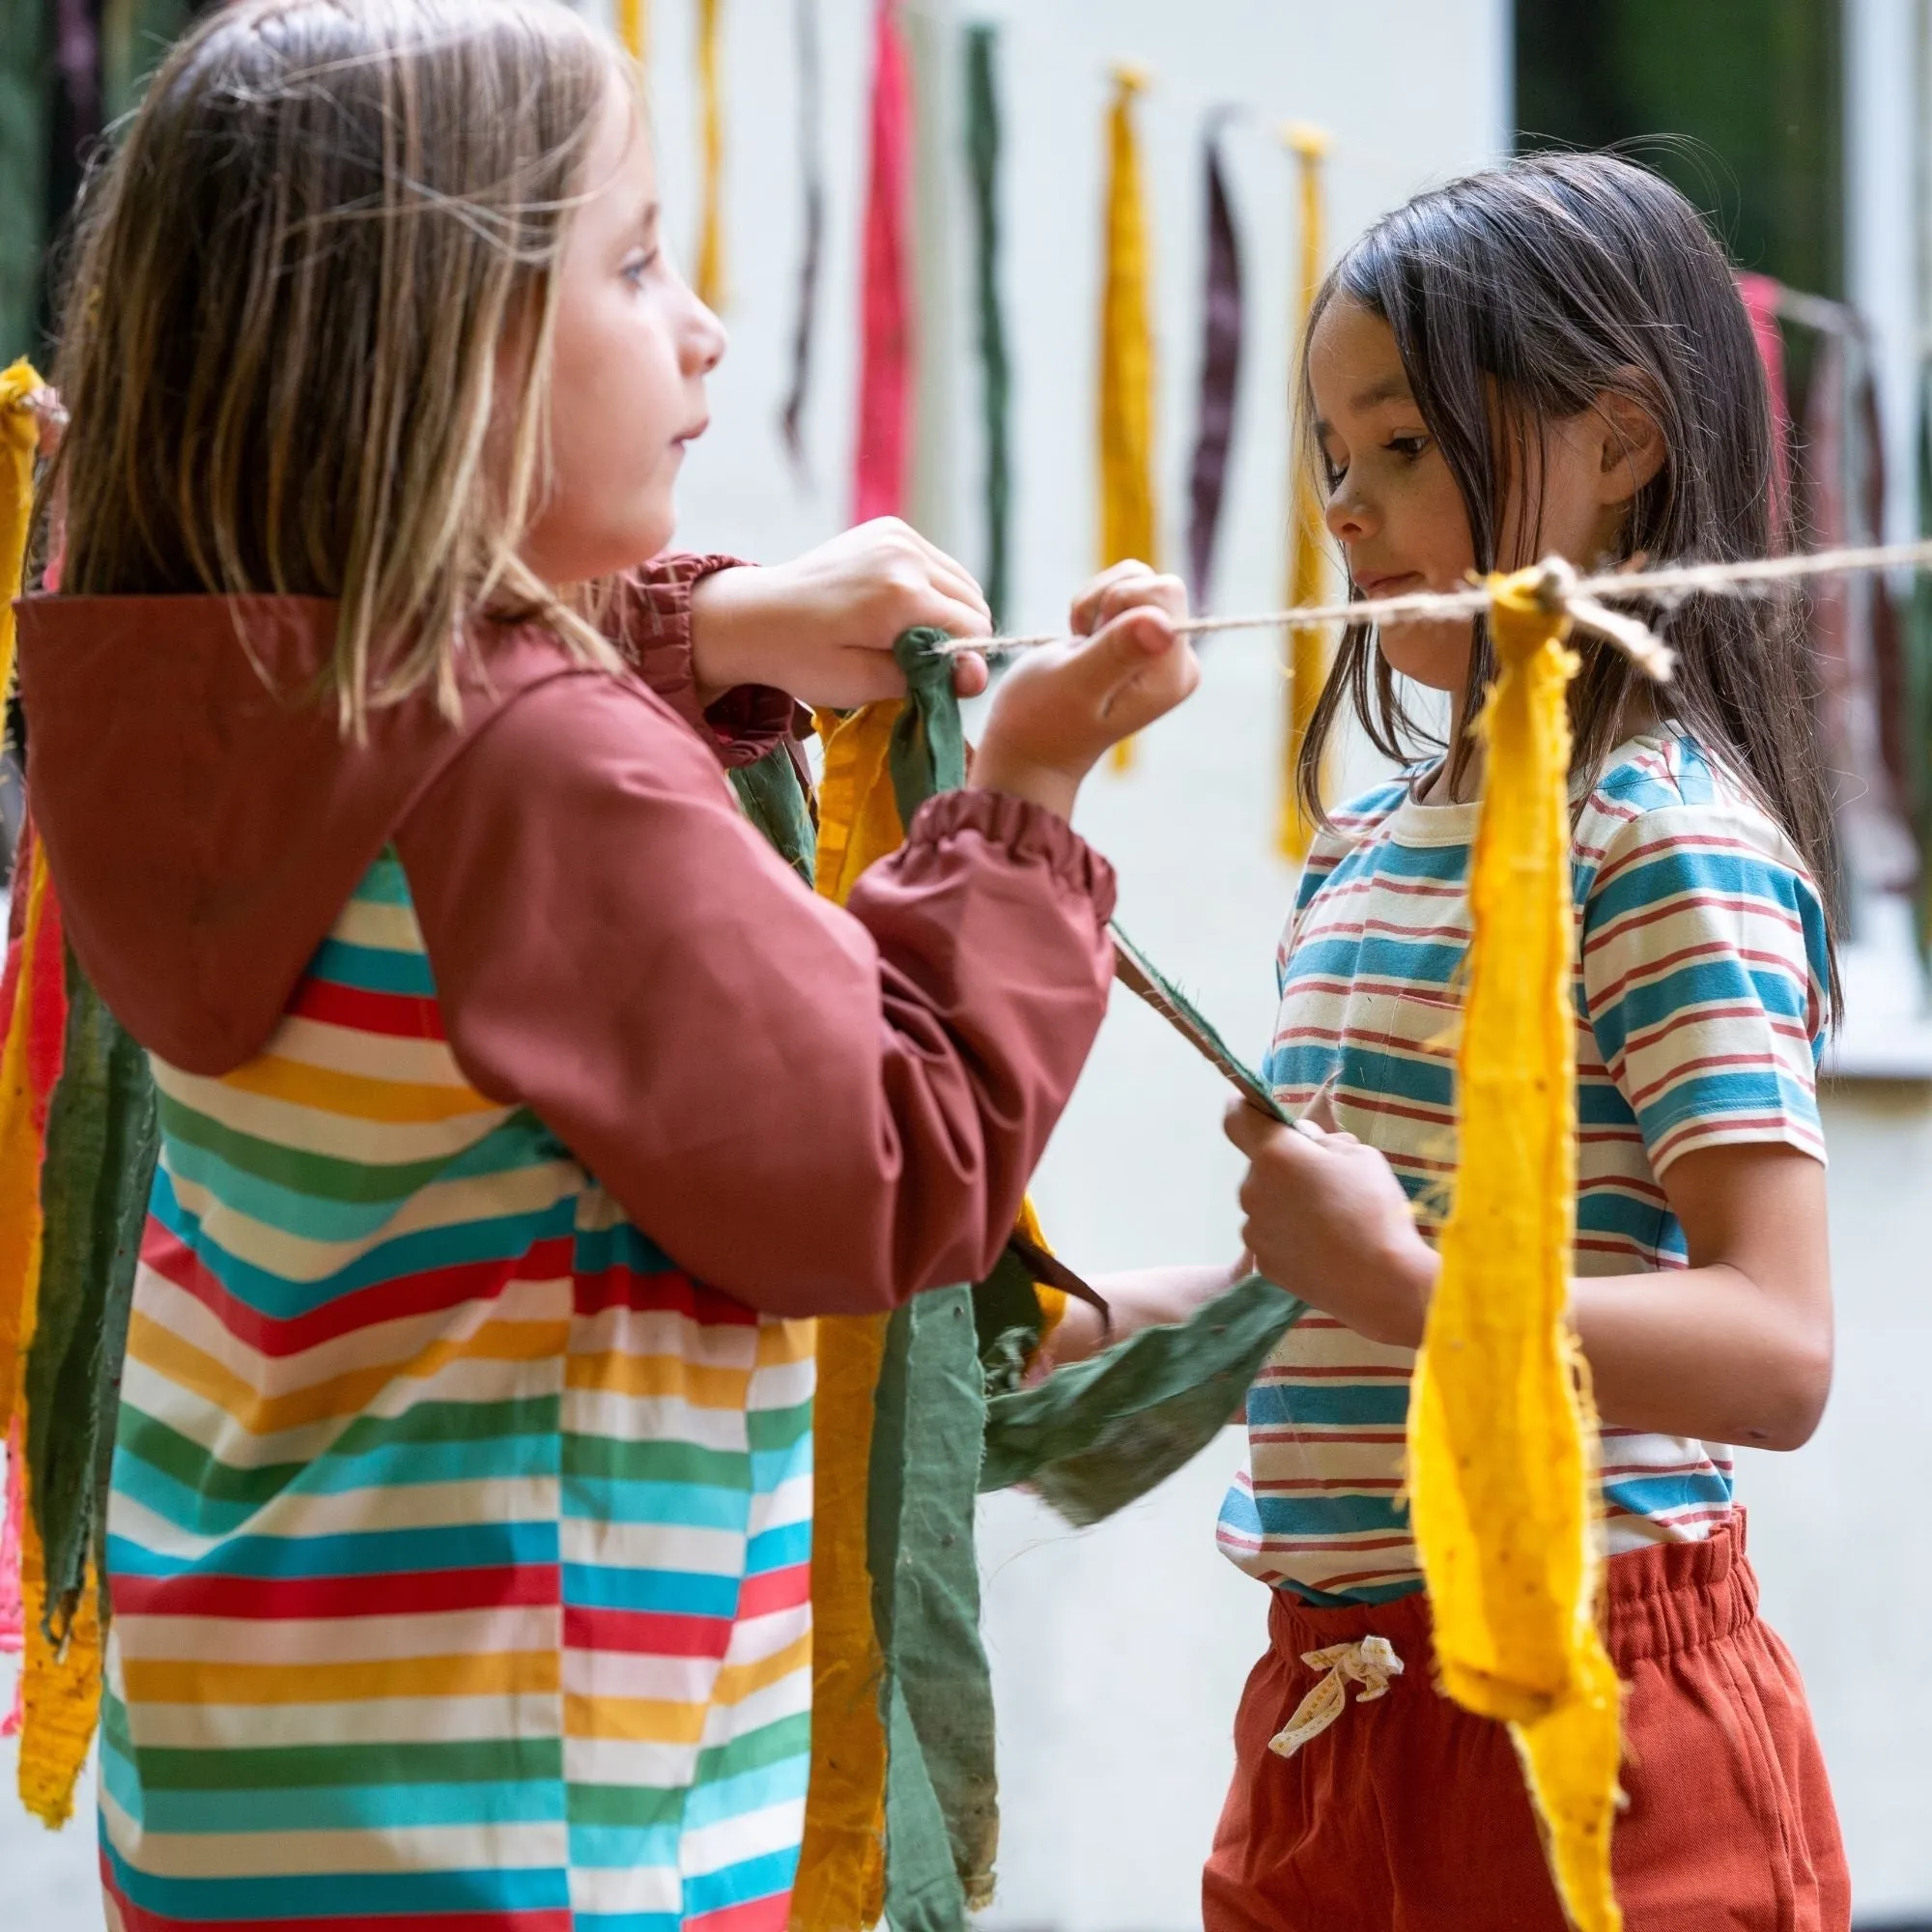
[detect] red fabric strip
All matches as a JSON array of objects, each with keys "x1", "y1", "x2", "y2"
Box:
[{"x1": 852, "y1": 0, "x2": 914, "y2": 524}]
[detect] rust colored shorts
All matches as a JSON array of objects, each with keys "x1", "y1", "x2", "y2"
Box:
[{"x1": 1204, "y1": 1518, "x2": 1849, "y2": 1931}]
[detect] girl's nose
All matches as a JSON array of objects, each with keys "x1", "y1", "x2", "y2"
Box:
[
  {"x1": 684, "y1": 295, "x2": 727, "y2": 378},
  {"x1": 1324, "y1": 477, "x2": 1377, "y2": 545}
]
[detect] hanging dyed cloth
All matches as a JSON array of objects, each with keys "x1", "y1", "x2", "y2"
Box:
[
  {"x1": 964, "y1": 24, "x2": 1011, "y2": 627},
  {"x1": 615, "y1": 0, "x2": 646, "y2": 62},
  {"x1": 779, "y1": 0, "x2": 824, "y2": 475},
  {"x1": 1277, "y1": 124, "x2": 1330, "y2": 861},
  {"x1": 1735, "y1": 272, "x2": 1792, "y2": 539},
  {"x1": 693, "y1": 0, "x2": 725, "y2": 311},
  {"x1": 852, "y1": 0, "x2": 914, "y2": 525},
  {"x1": 1, "y1": 360, "x2": 47, "y2": 701},
  {"x1": 792, "y1": 637, "x2": 999, "y2": 1931},
  {"x1": 1407, "y1": 569, "x2": 1623, "y2": 1932},
  {"x1": 1915, "y1": 360, "x2": 1932, "y2": 958},
  {"x1": 1186, "y1": 111, "x2": 1243, "y2": 611},
  {"x1": 1096, "y1": 64, "x2": 1157, "y2": 769}
]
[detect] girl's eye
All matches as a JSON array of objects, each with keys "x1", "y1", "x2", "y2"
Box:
[
  {"x1": 1384, "y1": 434, "x2": 1432, "y2": 461},
  {"x1": 622, "y1": 248, "x2": 660, "y2": 286}
]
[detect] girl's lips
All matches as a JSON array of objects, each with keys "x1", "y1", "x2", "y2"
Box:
[{"x1": 1352, "y1": 571, "x2": 1423, "y2": 599}]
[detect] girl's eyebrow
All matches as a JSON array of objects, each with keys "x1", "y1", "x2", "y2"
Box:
[
  {"x1": 1347, "y1": 374, "x2": 1416, "y2": 412},
  {"x1": 1313, "y1": 374, "x2": 1419, "y2": 441}
]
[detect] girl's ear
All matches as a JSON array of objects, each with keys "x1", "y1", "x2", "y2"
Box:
[{"x1": 1592, "y1": 386, "x2": 1667, "y2": 507}]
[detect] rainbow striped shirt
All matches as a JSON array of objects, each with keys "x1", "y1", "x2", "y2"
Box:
[
  {"x1": 1216, "y1": 732, "x2": 1830, "y2": 1604},
  {"x1": 99, "y1": 849, "x2": 815, "y2": 1932}
]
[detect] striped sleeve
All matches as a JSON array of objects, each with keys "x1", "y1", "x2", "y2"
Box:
[{"x1": 1579, "y1": 803, "x2": 1830, "y2": 1175}]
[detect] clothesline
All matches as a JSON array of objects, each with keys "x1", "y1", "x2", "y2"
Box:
[{"x1": 950, "y1": 537, "x2": 1932, "y2": 683}]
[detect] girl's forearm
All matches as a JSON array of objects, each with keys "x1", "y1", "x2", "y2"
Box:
[
  {"x1": 1567, "y1": 1265, "x2": 1832, "y2": 1451},
  {"x1": 1037, "y1": 1262, "x2": 1247, "y2": 1372}
]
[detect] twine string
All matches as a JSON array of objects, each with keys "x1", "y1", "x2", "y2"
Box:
[{"x1": 951, "y1": 537, "x2": 1932, "y2": 684}]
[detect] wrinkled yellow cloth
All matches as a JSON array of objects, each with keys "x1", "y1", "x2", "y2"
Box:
[
  {"x1": 1097, "y1": 66, "x2": 1155, "y2": 773},
  {"x1": 792, "y1": 703, "x2": 902, "y2": 1930},
  {"x1": 1278, "y1": 128, "x2": 1331, "y2": 862},
  {"x1": 1407, "y1": 570, "x2": 1623, "y2": 1932},
  {"x1": 17, "y1": 1513, "x2": 99, "y2": 1829}
]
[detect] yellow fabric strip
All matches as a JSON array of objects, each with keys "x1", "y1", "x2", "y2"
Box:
[
  {"x1": 695, "y1": 0, "x2": 725, "y2": 312},
  {"x1": 1278, "y1": 128, "x2": 1331, "y2": 863},
  {"x1": 615, "y1": 0, "x2": 647, "y2": 62},
  {"x1": 0, "y1": 359, "x2": 44, "y2": 709},
  {"x1": 794, "y1": 702, "x2": 901, "y2": 1929},
  {"x1": 1407, "y1": 570, "x2": 1622, "y2": 1932},
  {"x1": 1097, "y1": 67, "x2": 1155, "y2": 773},
  {"x1": 0, "y1": 844, "x2": 53, "y2": 1442},
  {"x1": 18, "y1": 1522, "x2": 99, "y2": 1828}
]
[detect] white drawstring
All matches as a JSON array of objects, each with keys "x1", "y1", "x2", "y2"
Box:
[{"x1": 1267, "y1": 1635, "x2": 1405, "y2": 1759}]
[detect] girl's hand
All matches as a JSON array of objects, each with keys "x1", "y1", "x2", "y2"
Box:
[
  {"x1": 689, "y1": 520, "x2": 993, "y2": 709},
  {"x1": 1223, "y1": 1098, "x2": 1438, "y2": 1349},
  {"x1": 1068, "y1": 557, "x2": 1188, "y2": 636},
  {"x1": 970, "y1": 604, "x2": 1200, "y2": 819}
]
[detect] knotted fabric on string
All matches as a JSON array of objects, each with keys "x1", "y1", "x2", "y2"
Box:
[
  {"x1": 1097, "y1": 65, "x2": 1156, "y2": 770},
  {"x1": 1278, "y1": 125, "x2": 1331, "y2": 861},
  {"x1": 1186, "y1": 110, "x2": 1244, "y2": 611},
  {"x1": 1407, "y1": 568, "x2": 1623, "y2": 1932},
  {"x1": 853, "y1": 0, "x2": 914, "y2": 524},
  {"x1": 694, "y1": 0, "x2": 725, "y2": 311},
  {"x1": 965, "y1": 24, "x2": 1011, "y2": 628}
]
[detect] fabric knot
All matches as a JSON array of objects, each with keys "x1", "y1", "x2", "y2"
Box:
[{"x1": 1266, "y1": 1634, "x2": 1404, "y2": 1759}]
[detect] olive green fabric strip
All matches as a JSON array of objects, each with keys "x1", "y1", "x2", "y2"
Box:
[
  {"x1": 727, "y1": 742, "x2": 816, "y2": 885},
  {"x1": 980, "y1": 1273, "x2": 1306, "y2": 1528},
  {"x1": 25, "y1": 949, "x2": 159, "y2": 1636}
]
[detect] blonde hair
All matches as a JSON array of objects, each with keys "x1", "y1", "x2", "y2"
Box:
[{"x1": 49, "y1": 0, "x2": 633, "y2": 727}]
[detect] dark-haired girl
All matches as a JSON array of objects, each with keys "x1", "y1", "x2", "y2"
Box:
[{"x1": 1060, "y1": 154, "x2": 1850, "y2": 1930}]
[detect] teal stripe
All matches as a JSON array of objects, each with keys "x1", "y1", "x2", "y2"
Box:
[
  {"x1": 308, "y1": 934, "x2": 439, "y2": 996},
  {"x1": 106, "y1": 1518, "x2": 558, "y2": 1580},
  {"x1": 150, "y1": 1163, "x2": 578, "y2": 1317}
]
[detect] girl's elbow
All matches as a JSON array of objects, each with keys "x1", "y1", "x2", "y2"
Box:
[{"x1": 1748, "y1": 1336, "x2": 1833, "y2": 1452}]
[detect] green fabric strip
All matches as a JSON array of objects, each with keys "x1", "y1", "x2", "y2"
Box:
[
  {"x1": 25, "y1": 949, "x2": 159, "y2": 1635},
  {"x1": 964, "y1": 25, "x2": 1011, "y2": 630},
  {"x1": 980, "y1": 1273, "x2": 1306, "y2": 1528},
  {"x1": 869, "y1": 1289, "x2": 992, "y2": 1927},
  {"x1": 873, "y1": 625, "x2": 998, "y2": 1918},
  {"x1": 727, "y1": 742, "x2": 817, "y2": 885}
]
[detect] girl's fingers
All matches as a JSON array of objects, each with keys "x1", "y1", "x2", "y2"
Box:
[
  {"x1": 1070, "y1": 558, "x2": 1160, "y2": 635},
  {"x1": 951, "y1": 651, "x2": 989, "y2": 698},
  {"x1": 1091, "y1": 569, "x2": 1188, "y2": 633},
  {"x1": 1088, "y1": 608, "x2": 1200, "y2": 735},
  {"x1": 899, "y1": 529, "x2": 993, "y2": 629}
]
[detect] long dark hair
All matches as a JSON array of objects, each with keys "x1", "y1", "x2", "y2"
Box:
[{"x1": 1299, "y1": 152, "x2": 1840, "y2": 992}]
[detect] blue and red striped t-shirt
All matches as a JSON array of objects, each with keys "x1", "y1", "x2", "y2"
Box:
[{"x1": 1217, "y1": 730, "x2": 1831, "y2": 1604}]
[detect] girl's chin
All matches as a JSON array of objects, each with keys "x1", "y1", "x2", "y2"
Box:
[{"x1": 1376, "y1": 618, "x2": 1475, "y2": 692}]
